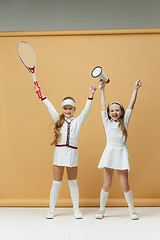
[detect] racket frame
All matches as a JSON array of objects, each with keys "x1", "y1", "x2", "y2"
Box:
[{"x1": 17, "y1": 41, "x2": 42, "y2": 98}]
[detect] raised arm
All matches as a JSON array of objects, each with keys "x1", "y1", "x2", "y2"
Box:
[
  {"x1": 88, "y1": 83, "x2": 97, "y2": 99},
  {"x1": 34, "y1": 85, "x2": 59, "y2": 122},
  {"x1": 128, "y1": 80, "x2": 142, "y2": 110},
  {"x1": 99, "y1": 80, "x2": 106, "y2": 111},
  {"x1": 77, "y1": 83, "x2": 96, "y2": 125}
]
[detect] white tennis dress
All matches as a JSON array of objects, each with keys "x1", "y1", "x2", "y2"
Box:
[
  {"x1": 42, "y1": 97, "x2": 93, "y2": 167},
  {"x1": 98, "y1": 108, "x2": 133, "y2": 171}
]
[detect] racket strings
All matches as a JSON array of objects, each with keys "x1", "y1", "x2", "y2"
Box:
[{"x1": 18, "y1": 42, "x2": 35, "y2": 69}]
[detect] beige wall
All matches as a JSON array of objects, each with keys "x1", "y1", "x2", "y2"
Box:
[{"x1": 0, "y1": 29, "x2": 160, "y2": 207}]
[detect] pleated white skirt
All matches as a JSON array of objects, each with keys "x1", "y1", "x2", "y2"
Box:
[
  {"x1": 53, "y1": 146, "x2": 78, "y2": 167},
  {"x1": 98, "y1": 144, "x2": 130, "y2": 171}
]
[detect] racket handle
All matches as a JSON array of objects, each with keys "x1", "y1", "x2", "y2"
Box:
[{"x1": 34, "y1": 81, "x2": 42, "y2": 99}]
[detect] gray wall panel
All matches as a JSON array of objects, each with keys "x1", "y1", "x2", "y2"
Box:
[{"x1": 0, "y1": 0, "x2": 160, "y2": 31}]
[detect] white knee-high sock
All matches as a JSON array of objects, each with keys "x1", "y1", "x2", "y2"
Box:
[
  {"x1": 124, "y1": 189, "x2": 135, "y2": 212},
  {"x1": 68, "y1": 179, "x2": 79, "y2": 209},
  {"x1": 50, "y1": 180, "x2": 62, "y2": 209},
  {"x1": 100, "y1": 189, "x2": 109, "y2": 211}
]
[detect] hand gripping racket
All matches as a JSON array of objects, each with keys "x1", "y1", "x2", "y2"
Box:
[{"x1": 17, "y1": 41, "x2": 42, "y2": 98}]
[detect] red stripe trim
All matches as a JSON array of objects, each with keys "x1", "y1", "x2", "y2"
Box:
[
  {"x1": 88, "y1": 97, "x2": 93, "y2": 100},
  {"x1": 65, "y1": 119, "x2": 73, "y2": 146},
  {"x1": 69, "y1": 146, "x2": 78, "y2": 149},
  {"x1": 56, "y1": 145, "x2": 78, "y2": 149},
  {"x1": 66, "y1": 126, "x2": 69, "y2": 146},
  {"x1": 41, "y1": 97, "x2": 46, "y2": 101},
  {"x1": 56, "y1": 145, "x2": 67, "y2": 147}
]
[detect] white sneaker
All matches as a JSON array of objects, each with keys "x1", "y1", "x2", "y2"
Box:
[
  {"x1": 73, "y1": 208, "x2": 83, "y2": 219},
  {"x1": 95, "y1": 208, "x2": 105, "y2": 219},
  {"x1": 130, "y1": 210, "x2": 139, "y2": 220},
  {"x1": 46, "y1": 207, "x2": 55, "y2": 219}
]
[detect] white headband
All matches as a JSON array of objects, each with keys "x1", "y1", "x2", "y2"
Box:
[
  {"x1": 109, "y1": 101, "x2": 123, "y2": 108},
  {"x1": 62, "y1": 99, "x2": 76, "y2": 107}
]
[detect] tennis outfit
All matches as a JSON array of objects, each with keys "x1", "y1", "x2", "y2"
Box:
[
  {"x1": 42, "y1": 97, "x2": 93, "y2": 167},
  {"x1": 98, "y1": 108, "x2": 133, "y2": 171},
  {"x1": 96, "y1": 108, "x2": 139, "y2": 220}
]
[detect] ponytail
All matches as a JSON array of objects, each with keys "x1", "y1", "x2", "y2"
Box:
[{"x1": 118, "y1": 116, "x2": 128, "y2": 140}]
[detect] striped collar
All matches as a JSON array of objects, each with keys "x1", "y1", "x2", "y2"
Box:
[{"x1": 65, "y1": 117, "x2": 74, "y2": 123}]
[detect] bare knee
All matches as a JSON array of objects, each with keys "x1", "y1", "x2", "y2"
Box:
[
  {"x1": 67, "y1": 167, "x2": 77, "y2": 180},
  {"x1": 120, "y1": 183, "x2": 130, "y2": 192},
  {"x1": 103, "y1": 168, "x2": 114, "y2": 192},
  {"x1": 53, "y1": 165, "x2": 64, "y2": 181},
  {"x1": 117, "y1": 170, "x2": 130, "y2": 192},
  {"x1": 103, "y1": 181, "x2": 112, "y2": 192}
]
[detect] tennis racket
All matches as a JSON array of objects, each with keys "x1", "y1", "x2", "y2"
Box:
[{"x1": 17, "y1": 41, "x2": 42, "y2": 98}]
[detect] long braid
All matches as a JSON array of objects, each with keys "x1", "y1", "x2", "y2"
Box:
[{"x1": 51, "y1": 114, "x2": 65, "y2": 146}]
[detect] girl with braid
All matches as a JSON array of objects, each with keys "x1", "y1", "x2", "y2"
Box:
[
  {"x1": 96, "y1": 79, "x2": 142, "y2": 220},
  {"x1": 35, "y1": 84, "x2": 96, "y2": 219}
]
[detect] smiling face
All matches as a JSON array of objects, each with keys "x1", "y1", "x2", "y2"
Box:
[
  {"x1": 108, "y1": 103, "x2": 123, "y2": 121},
  {"x1": 62, "y1": 105, "x2": 76, "y2": 118}
]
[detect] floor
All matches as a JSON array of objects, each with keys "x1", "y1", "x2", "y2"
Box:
[{"x1": 0, "y1": 207, "x2": 160, "y2": 240}]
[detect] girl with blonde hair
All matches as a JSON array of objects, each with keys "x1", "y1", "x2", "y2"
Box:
[
  {"x1": 35, "y1": 84, "x2": 96, "y2": 219},
  {"x1": 96, "y1": 79, "x2": 142, "y2": 220}
]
